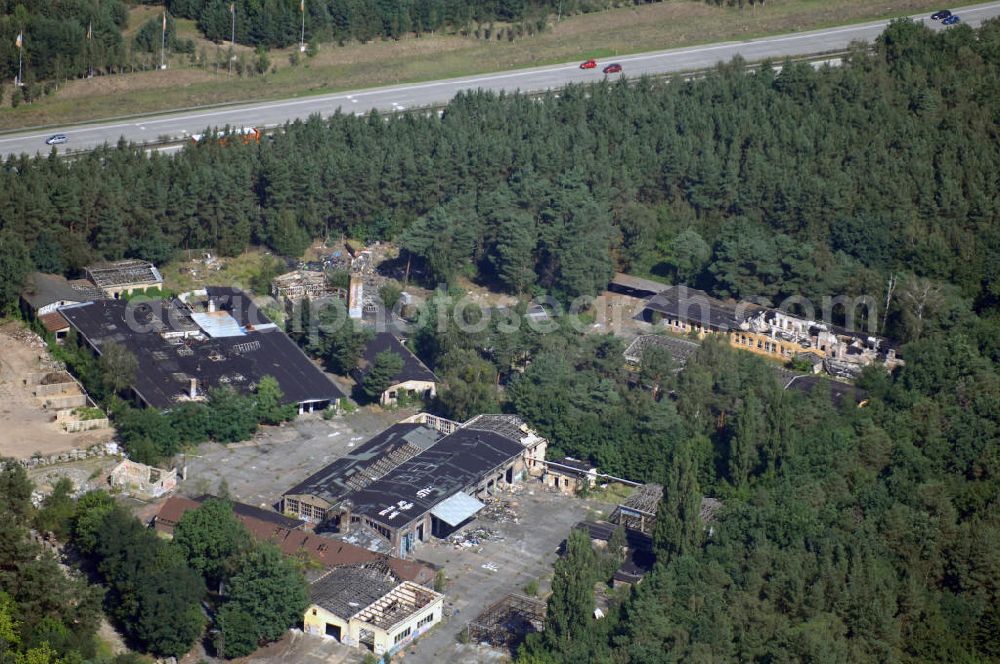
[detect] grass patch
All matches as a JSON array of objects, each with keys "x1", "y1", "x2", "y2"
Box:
[
  {"x1": 596, "y1": 482, "x2": 636, "y2": 505},
  {"x1": 123, "y1": 5, "x2": 163, "y2": 39},
  {"x1": 73, "y1": 406, "x2": 105, "y2": 421},
  {"x1": 121, "y1": 285, "x2": 176, "y2": 302},
  {"x1": 158, "y1": 248, "x2": 285, "y2": 295},
  {"x1": 0, "y1": 0, "x2": 951, "y2": 131}
]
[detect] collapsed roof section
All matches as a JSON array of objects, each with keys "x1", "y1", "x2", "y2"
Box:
[
  {"x1": 344, "y1": 427, "x2": 526, "y2": 524},
  {"x1": 85, "y1": 260, "x2": 162, "y2": 292},
  {"x1": 311, "y1": 562, "x2": 442, "y2": 631},
  {"x1": 623, "y1": 334, "x2": 701, "y2": 368},
  {"x1": 284, "y1": 422, "x2": 446, "y2": 508}
]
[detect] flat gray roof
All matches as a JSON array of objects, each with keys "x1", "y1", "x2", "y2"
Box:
[{"x1": 430, "y1": 492, "x2": 485, "y2": 527}]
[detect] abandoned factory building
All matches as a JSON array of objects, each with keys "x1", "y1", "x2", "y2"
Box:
[
  {"x1": 59, "y1": 286, "x2": 343, "y2": 411},
  {"x1": 84, "y1": 260, "x2": 163, "y2": 299},
  {"x1": 155, "y1": 495, "x2": 433, "y2": 585},
  {"x1": 305, "y1": 562, "x2": 443, "y2": 657},
  {"x1": 283, "y1": 413, "x2": 547, "y2": 557},
  {"x1": 631, "y1": 281, "x2": 902, "y2": 377},
  {"x1": 283, "y1": 421, "x2": 446, "y2": 521}
]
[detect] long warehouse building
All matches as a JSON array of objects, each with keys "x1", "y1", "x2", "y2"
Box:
[
  {"x1": 60, "y1": 286, "x2": 343, "y2": 411},
  {"x1": 283, "y1": 414, "x2": 547, "y2": 557}
]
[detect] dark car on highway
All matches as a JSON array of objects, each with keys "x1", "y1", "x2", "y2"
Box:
[
  {"x1": 931, "y1": 9, "x2": 952, "y2": 20},
  {"x1": 942, "y1": 14, "x2": 961, "y2": 24},
  {"x1": 603, "y1": 63, "x2": 623, "y2": 74}
]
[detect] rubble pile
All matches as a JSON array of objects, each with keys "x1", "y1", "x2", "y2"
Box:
[
  {"x1": 447, "y1": 526, "x2": 504, "y2": 550},
  {"x1": 4, "y1": 325, "x2": 48, "y2": 351},
  {"x1": 479, "y1": 498, "x2": 519, "y2": 524},
  {"x1": 340, "y1": 528, "x2": 391, "y2": 554}
]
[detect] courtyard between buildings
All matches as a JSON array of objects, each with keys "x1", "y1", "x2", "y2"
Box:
[{"x1": 173, "y1": 409, "x2": 612, "y2": 663}]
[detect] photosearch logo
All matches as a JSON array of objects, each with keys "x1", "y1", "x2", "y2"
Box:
[{"x1": 130, "y1": 285, "x2": 884, "y2": 342}]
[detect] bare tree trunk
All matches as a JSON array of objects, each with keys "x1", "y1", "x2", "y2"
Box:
[{"x1": 881, "y1": 273, "x2": 896, "y2": 335}]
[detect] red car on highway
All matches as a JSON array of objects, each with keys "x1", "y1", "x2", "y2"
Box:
[
  {"x1": 603, "y1": 63, "x2": 623, "y2": 74},
  {"x1": 580, "y1": 59, "x2": 597, "y2": 69}
]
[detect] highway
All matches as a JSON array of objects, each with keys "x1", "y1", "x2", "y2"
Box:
[{"x1": 2, "y1": 1, "x2": 999, "y2": 158}]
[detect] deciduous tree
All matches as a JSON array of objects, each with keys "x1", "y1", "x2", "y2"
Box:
[
  {"x1": 99, "y1": 341, "x2": 139, "y2": 396},
  {"x1": 218, "y1": 543, "x2": 308, "y2": 654},
  {"x1": 172, "y1": 498, "x2": 251, "y2": 589}
]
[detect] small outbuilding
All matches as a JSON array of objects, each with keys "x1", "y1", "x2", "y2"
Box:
[
  {"x1": 21, "y1": 272, "x2": 101, "y2": 317},
  {"x1": 304, "y1": 563, "x2": 443, "y2": 657},
  {"x1": 543, "y1": 457, "x2": 597, "y2": 495},
  {"x1": 356, "y1": 333, "x2": 437, "y2": 406}
]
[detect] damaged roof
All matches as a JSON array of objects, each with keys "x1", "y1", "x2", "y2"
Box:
[
  {"x1": 358, "y1": 333, "x2": 437, "y2": 385},
  {"x1": 310, "y1": 564, "x2": 400, "y2": 619},
  {"x1": 59, "y1": 291, "x2": 343, "y2": 409},
  {"x1": 38, "y1": 311, "x2": 70, "y2": 333},
  {"x1": 345, "y1": 427, "x2": 525, "y2": 525},
  {"x1": 85, "y1": 260, "x2": 162, "y2": 289},
  {"x1": 623, "y1": 334, "x2": 701, "y2": 367},
  {"x1": 638, "y1": 286, "x2": 758, "y2": 332},
  {"x1": 283, "y1": 422, "x2": 445, "y2": 506},
  {"x1": 21, "y1": 272, "x2": 100, "y2": 311}
]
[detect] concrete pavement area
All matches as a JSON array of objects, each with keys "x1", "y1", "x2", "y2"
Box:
[
  {"x1": 176, "y1": 408, "x2": 414, "y2": 509},
  {"x1": 400, "y1": 486, "x2": 611, "y2": 664}
]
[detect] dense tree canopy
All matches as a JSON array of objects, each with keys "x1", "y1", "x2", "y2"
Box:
[
  {"x1": 168, "y1": 499, "x2": 308, "y2": 658},
  {"x1": 167, "y1": 0, "x2": 756, "y2": 49},
  {"x1": 82, "y1": 503, "x2": 206, "y2": 658},
  {"x1": 0, "y1": 0, "x2": 128, "y2": 85},
  {"x1": 172, "y1": 498, "x2": 252, "y2": 589},
  {"x1": 3, "y1": 19, "x2": 999, "y2": 335},
  {"x1": 0, "y1": 465, "x2": 104, "y2": 663},
  {"x1": 171, "y1": 0, "x2": 558, "y2": 48},
  {"x1": 215, "y1": 543, "x2": 308, "y2": 657},
  {"x1": 512, "y1": 318, "x2": 1000, "y2": 661}
]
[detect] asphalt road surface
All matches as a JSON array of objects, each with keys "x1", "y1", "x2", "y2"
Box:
[{"x1": 3, "y1": 1, "x2": 999, "y2": 158}]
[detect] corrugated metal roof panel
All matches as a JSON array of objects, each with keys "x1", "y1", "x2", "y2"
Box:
[
  {"x1": 430, "y1": 492, "x2": 485, "y2": 527},
  {"x1": 190, "y1": 311, "x2": 246, "y2": 338}
]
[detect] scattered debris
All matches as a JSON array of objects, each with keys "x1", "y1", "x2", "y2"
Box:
[
  {"x1": 340, "y1": 528, "x2": 392, "y2": 554},
  {"x1": 479, "y1": 497, "x2": 519, "y2": 524},
  {"x1": 109, "y1": 459, "x2": 177, "y2": 499},
  {"x1": 446, "y1": 526, "x2": 505, "y2": 550},
  {"x1": 467, "y1": 593, "x2": 546, "y2": 654}
]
